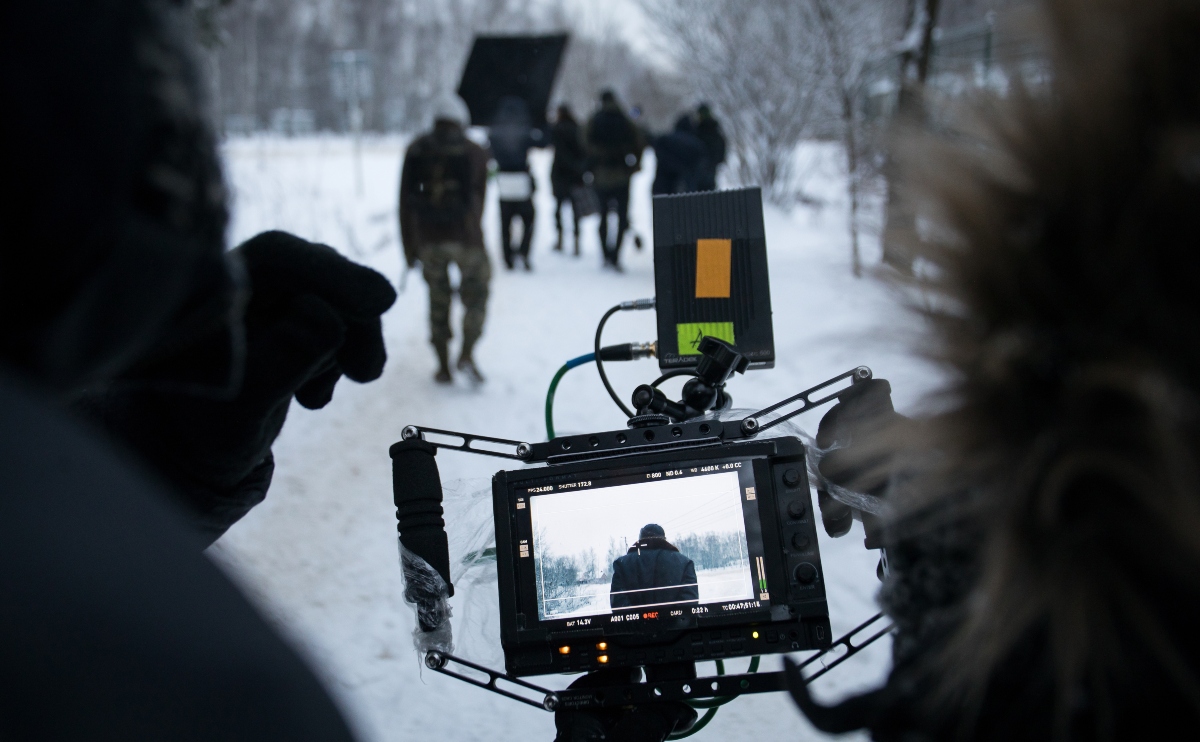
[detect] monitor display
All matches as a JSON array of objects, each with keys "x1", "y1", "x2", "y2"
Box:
[{"x1": 511, "y1": 459, "x2": 771, "y2": 631}]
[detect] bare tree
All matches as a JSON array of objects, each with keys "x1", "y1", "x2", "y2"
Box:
[
  {"x1": 880, "y1": 0, "x2": 943, "y2": 270},
  {"x1": 199, "y1": 0, "x2": 677, "y2": 135},
  {"x1": 639, "y1": 0, "x2": 829, "y2": 203},
  {"x1": 810, "y1": 0, "x2": 904, "y2": 276},
  {"x1": 547, "y1": 11, "x2": 685, "y2": 131}
]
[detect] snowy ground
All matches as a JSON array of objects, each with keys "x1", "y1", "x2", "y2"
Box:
[
  {"x1": 210, "y1": 134, "x2": 942, "y2": 742},
  {"x1": 541, "y1": 564, "x2": 754, "y2": 621}
]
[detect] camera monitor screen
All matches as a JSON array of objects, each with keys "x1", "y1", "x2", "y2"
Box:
[{"x1": 511, "y1": 458, "x2": 771, "y2": 632}]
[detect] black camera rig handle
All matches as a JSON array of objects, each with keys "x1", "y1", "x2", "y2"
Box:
[{"x1": 390, "y1": 437, "x2": 455, "y2": 599}]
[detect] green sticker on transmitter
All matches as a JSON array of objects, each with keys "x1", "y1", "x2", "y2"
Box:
[{"x1": 676, "y1": 322, "x2": 735, "y2": 355}]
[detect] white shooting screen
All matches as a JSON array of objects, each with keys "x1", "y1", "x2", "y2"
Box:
[{"x1": 528, "y1": 471, "x2": 754, "y2": 621}]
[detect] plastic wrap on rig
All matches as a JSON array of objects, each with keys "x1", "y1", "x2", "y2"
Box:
[
  {"x1": 704, "y1": 408, "x2": 887, "y2": 515},
  {"x1": 398, "y1": 477, "x2": 505, "y2": 667},
  {"x1": 399, "y1": 541, "x2": 454, "y2": 654}
]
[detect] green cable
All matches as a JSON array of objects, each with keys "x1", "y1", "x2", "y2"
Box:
[
  {"x1": 667, "y1": 656, "x2": 761, "y2": 739},
  {"x1": 545, "y1": 353, "x2": 596, "y2": 440}
]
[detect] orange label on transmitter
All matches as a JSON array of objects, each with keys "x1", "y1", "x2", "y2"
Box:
[{"x1": 694, "y1": 239, "x2": 732, "y2": 298}]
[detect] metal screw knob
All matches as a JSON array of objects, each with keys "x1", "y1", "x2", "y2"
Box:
[
  {"x1": 516, "y1": 443, "x2": 532, "y2": 459},
  {"x1": 425, "y1": 651, "x2": 447, "y2": 670},
  {"x1": 402, "y1": 425, "x2": 418, "y2": 440}
]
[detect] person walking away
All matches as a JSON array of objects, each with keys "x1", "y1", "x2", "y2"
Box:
[
  {"x1": 694, "y1": 103, "x2": 726, "y2": 192},
  {"x1": 586, "y1": 90, "x2": 644, "y2": 271},
  {"x1": 550, "y1": 104, "x2": 588, "y2": 255},
  {"x1": 399, "y1": 94, "x2": 491, "y2": 383},
  {"x1": 651, "y1": 114, "x2": 707, "y2": 196},
  {"x1": 490, "y1": 96, "x2": 541, "y2": 271},
  {"x1": 609, "y1": 524, "x2": 699, "y2": 610}
]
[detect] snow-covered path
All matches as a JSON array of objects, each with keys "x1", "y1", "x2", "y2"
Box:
[{"x1": 210, "y1": 135, "x2": 940, "y2": 742}]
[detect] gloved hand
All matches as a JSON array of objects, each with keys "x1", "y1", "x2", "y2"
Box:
[
  {"x1": 75, "y1": 231, "x2": 397, "y2": 544},
  {"x1": 554, "y1": 668, "x2": 697, "y2": 742},
  {"x1": 814, "y1": 379, "x2": 905, "y2": 540}
]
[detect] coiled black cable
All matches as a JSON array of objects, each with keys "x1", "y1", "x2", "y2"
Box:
[{"x1": 594, "y1": 304, "x2": 634, "y2": 418}]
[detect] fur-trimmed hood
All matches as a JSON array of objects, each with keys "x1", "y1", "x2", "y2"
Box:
[
  {"x1": 794, "y1": 0, "x2": 1200, "y2": 739},
  {"x1": 890, "y1": 0, "x2": 1200, "y2": 737}
]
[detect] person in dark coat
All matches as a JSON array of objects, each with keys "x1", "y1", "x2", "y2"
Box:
[
  {"x1": 550, "y1": 104, "x2": 588, "y2": 255},
  {"x1": 609, "y1": 524, "x2": 700, "y2": 609},
  {"x1": 586, "y1": 90, "x2": 644, "y2": 271},
  {"x1": 787, "y1": 1, "x2": 1200, "y2": 740},
  {"x1": 1, "y1": 2, "x2": 395, "y2": 737},
  {"x1": 489, "y1": 96, "x2": 542, "y2": 271},
  {"x1": 693, "y1": 104, "x2": 726, "y2": 192},
  {"x1": 651, "y1": 114, "x2": 707, "y2": 196}
]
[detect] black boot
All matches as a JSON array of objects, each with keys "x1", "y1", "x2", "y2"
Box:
[
  {"x1": 458, "y1": 337, "x2": 483, "y2": 384},
  {"x1": 434, "y1": 343, "x2": 452, "y2": 384},
  {"x1": 457, "y1": 355, "x2": 485, "y2": 384}
]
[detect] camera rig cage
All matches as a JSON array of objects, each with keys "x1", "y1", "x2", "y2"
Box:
[
  {"x1": 393, "y1": 361, "x2": 891, "y2": 715},
  {"x1": 389, "y1": 188, "x2": 892, "y2": 725}
]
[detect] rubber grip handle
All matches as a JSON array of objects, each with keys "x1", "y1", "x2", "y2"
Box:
[{"x1": 389, "y1": 438, "x2": 454, "y2": 597}]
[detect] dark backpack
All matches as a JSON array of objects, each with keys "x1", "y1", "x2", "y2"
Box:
[{"x1": 407, "y1": 140, "x2": 473, "y2": 226}]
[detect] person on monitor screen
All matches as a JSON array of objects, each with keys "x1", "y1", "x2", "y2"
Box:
[
  {"x1": 586, "y1": 90, "x2": 644, "y2": 272},
  {"x1": 399, "y1": 93, "x2": 491, "y2": 384},
  {"x1": 609, "y1": 524, "x2": 699, "y2": 610}
]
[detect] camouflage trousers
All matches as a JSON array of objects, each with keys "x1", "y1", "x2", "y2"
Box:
[{"x1": 420, "y1": 242, "x2": 491, "y2": 351}]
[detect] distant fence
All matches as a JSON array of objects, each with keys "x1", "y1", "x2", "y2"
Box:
[{"x1": 860, "y1": 15, "x2": 1045, "y2": 121}]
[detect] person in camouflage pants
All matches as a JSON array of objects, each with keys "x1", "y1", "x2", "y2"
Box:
[
  {"x1": 399, "y1": 94, "x2": 492, "y2": 383},
  {"x1": 419, "y1": 242, "x2": 490, "y2": 379}
]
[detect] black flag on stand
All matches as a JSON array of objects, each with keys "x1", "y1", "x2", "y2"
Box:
[{"x1": 457, "y1": 34, "x2": 569, "y2": 130}]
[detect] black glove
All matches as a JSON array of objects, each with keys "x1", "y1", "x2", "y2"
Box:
[
  {"x1": 554, "y1": 668, "x2": 698, "y2": 742},
  {"x1": 814, "y1": 379, "x2": 905, "y2": 541},
  {"x1": 76, "y1": 231, "x2": 396, "y2": 544}
]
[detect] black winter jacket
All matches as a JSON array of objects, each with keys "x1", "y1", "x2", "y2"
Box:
[
  {"x1": 652, "y1": 129, "x2": 707, "y2": 195},
  {"x1": 587, "y1": 104, "x2": 643, "y2": 190},
  {"x1": 609, "y1": 539, "x2": 699, "y2": 609},
  {"x1": 550, "y1": 118, "x2": 587, "y2": 196}
]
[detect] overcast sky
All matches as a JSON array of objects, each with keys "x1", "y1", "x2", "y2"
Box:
[
  {"x1": 530, "y1": 471, "x2": 746, "y2": 562},
  {"x1": 561, "y1": 0, "x2": 673, "y2": 70}
]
